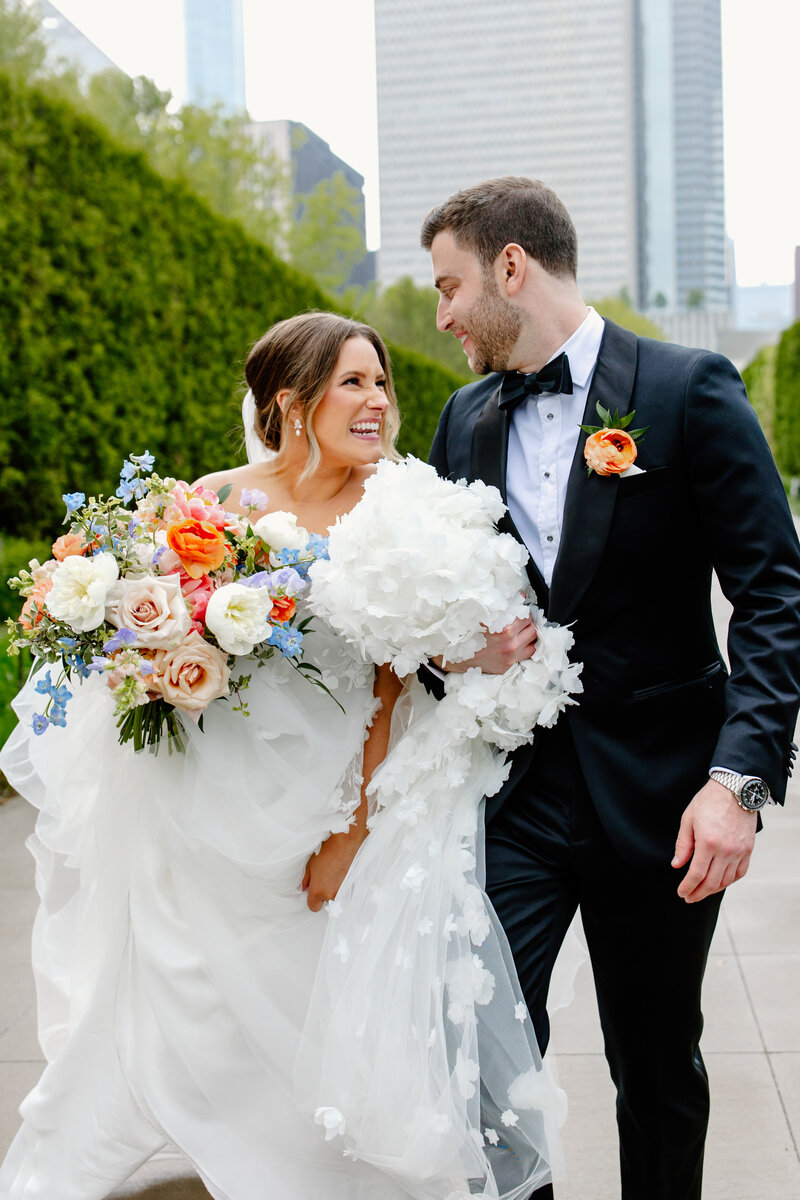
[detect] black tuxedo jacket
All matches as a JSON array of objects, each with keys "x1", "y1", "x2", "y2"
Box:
[{"x1": 429, "y1": 319, "x2": 800, "y2": 864}]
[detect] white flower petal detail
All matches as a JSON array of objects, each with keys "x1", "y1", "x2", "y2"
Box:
[
  {"x1": 514, "y1": 1001, "x2": 528, "y2": 1023},
  {"x1": 205, "y1": 583, "x2": 271, "y2": 655},
  {"x1": 500, "y1": 1109, "x2": 520, "y2": 1128},
  {"x1": 315, "y1": 1106, "x2": 346, "y2": 1140},
  {"x1": 484, "y1": 1127, "x2": 500, "y2": 1146}
]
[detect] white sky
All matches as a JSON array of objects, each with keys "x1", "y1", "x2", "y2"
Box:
[{"x1": 49, "y1": 0, "x2": 800, "y2": 287}]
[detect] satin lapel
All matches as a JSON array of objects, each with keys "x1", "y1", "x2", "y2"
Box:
[
  {"x1": 547, "y1": 321, "x2": 639, "y2": 622},
  {"x1": 470, "y1": 382, "x2": 549, "y2": 605}
]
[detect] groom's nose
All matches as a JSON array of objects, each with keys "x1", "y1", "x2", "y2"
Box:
[{"x1": 436, "y1": 296, "x2": 452, "y2": 333}]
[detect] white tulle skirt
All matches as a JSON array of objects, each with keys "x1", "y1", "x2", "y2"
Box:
[{"x1": 0, "y1": 624, "x2": 570, "y2": 1200}]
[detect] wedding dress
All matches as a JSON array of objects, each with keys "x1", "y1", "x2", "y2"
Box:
[
  {"x1": 0, "y1": 401, "x2": 572, "y2": 1198},
  {"x1": 1, "y1": 614, "x2": 570, "y2": 1200}
]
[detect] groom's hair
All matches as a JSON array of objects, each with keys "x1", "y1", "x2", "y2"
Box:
[{"x1": 420, "y1": 177, "x2": 578, "y2": 279}]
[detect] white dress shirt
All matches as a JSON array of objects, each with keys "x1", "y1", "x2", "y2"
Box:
[{"x1": 506, "y1": 307, "x2": 605, "y2": 586}]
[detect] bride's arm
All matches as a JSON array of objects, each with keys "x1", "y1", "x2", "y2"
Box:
[{"x1": 302, "y1": 665, "x2": 403, "y2": 912}]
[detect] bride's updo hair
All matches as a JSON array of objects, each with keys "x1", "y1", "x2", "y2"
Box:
[{"x1": 245, "y1": 311, "x2": 401, "y2": 477}]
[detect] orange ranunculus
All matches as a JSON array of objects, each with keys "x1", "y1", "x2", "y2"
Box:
[
  {"x1": 166, "y1": 519, "x2": 228, "y2": 580},
  {"x1": 51, "y1": 532, "x2": 87, "y2": 561},
  {"x1": 20, "y1": 578, "x2": 53, "y2": 630},
  {"x1": 584, "y1": 428, "x2": 638, "y2": 476},
  {"x1": 269, "y1": 595, "x2": 296, "y2": 624}
]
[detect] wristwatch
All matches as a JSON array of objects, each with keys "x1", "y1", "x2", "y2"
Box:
[{"x1": 709, "y1": 770, "x2": 771, "y2": 812}]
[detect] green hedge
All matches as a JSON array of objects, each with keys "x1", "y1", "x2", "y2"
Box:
[
  {"x1": 741, "y1": 343, "x2": 776, "y2": 451},
  {"x1": 774, "y1": 320, "x2": 800, "y2": 477},
  {"x1": 0, "y1": 74, "x2": 463, "y2": 542}
]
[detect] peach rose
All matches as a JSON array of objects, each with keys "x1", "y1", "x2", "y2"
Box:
[
  {"x1": 166, "y1": 518, "x2": 228, "y2": 579},
  {"x1": 20, "y1": 578, "x2": 53, "y2": 631},
  {"x1": 269, "y1": 594, "x2": 296, "y2": 624},
  {"x1": 51, "y1": 532, "x2": 87, "y2": 562},
  {"x1": 584, "y1": 428, "x2": 638, "y2": 476},
  {"x1": 149, "y1": 632, "x2": 230, "y2": 720},
  {"x1": 106, "y1": 574, "x2": 192, "y2": 649}
]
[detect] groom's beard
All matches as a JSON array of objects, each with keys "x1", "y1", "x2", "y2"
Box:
[{"x1": 463, "y1": 277, "x2": 522, "y2": 375}]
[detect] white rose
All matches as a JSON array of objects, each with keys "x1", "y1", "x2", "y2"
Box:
[
  {"x1": 149, "y1": 632, "x2": 230, "y2": 719},
  {"x1": 204, "y1": 582, "x2": 271, "y2": 655},
  {"x1": 106, "y1": 573, "x2": 192, "y2": 649},
  {"x1": 252, "y1": 510, "x2": 309, "y2": 567},
  {"x1": 45, "y1": 551, "x2": 119, "y2": 632}
]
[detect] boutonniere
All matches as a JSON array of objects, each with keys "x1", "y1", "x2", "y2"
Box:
[{"x1": 580, "y1": 403, "x2": 649, "y2": 477}]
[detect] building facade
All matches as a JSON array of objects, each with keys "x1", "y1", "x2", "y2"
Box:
[
  {"x1": 375, "y1": 0, "x2": 727, "y2": 315},
  {"x1": 39, "y1": 1, "x2": 122, "y2": 80},
  {"x1": 246, "y1": 120, "x2": 375, "y2": 286},
  {"x1": 184, "y1": 0, "x2": 246, "y2": 115}
]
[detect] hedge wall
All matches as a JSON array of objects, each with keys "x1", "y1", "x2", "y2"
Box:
[
  {"x1": 741, "y1": 343, "x2": 776, "y2": 452},
  {"x1": 774, "y1": 320, "x2": 800, "y2": 478},
  {"x1": 0, "y1": 74, "x2": 463, "y2": 541}
]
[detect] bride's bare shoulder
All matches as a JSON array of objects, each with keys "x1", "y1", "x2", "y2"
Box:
[{"x1": 192, "y1": 463, "x2": 270, "y2": 495}]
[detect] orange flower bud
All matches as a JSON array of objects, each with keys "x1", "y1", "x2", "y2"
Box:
[{"x1": 269, "y1": 595, "x2": 296, "y2": 624}]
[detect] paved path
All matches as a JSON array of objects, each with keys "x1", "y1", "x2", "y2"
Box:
[{"x1": 1, "y1": 575, "x2": 798, "y2": 1198}]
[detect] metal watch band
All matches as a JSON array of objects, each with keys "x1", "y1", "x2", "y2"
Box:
[{"x1": 709, "y1": 769, "x2": 743, "y2": 796}]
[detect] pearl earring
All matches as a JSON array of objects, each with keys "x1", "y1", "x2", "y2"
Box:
[{"x1": 293, "y1": 417, "x2": 302, "y2": 438}]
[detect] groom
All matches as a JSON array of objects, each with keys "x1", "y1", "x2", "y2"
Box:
[{"x1": 421, "y1": 177, "x2": 800, "y2": 1198}]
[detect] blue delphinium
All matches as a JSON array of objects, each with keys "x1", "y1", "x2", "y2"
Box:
[
  {"x1": 269, "y1": 625, "x2": 303, "y2": 658},
  {"x1": 62, "y1": 492, "x2": 85, "y2": 515},
  {"x1": 305, "y1": 533, "x2": 330, "y2": 561},
  {"x1": 34, "y1": 670, "x2": 54, "y2": 696},
  {"x1": 129, "y1": 451, "x2": 155, "y2": 472},
  {"x1": 32, "y1": 714, "x2": 49, "y2": 736},
  {"x1": 48, "y1": 707, "x2": 68, "y2": 728}
]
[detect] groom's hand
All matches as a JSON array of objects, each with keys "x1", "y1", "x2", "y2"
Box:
[
  {"x1": 432, "y1": 616, "x2": 538, "y2": 675},
  {"x1": 672, "y1": 778, "x2": 757, "y2": 903}
]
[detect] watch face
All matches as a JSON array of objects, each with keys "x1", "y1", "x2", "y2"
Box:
[{"x1": 741, "y1": 778, "x2": 770, "y2": 810}]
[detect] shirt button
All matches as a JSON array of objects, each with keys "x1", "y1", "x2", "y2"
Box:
[
  {"x1": 547, "y1": 413, "x2": 554, "y2": 420},
  {"x1": 546, "y1": 535, "x2": 554, "y2": 542},
  {"x1": 543, "y1": 471, "x2": 551, "y2": 478}
]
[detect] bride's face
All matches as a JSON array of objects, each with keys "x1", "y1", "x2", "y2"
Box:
[{"x1": 310, "y1": 337, "x2": 391, "y2": 468}]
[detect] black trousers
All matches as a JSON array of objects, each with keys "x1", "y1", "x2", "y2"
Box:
[{"x1": 484, "y1": 720, "x2": 723, "y2": 1200}]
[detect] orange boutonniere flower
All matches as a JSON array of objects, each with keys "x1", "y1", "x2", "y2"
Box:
[
  {"x1": 581, "y1": 403, "x2": 649, "y2": 477},
  {"x1": 166, "y1": 518, "x2": 228, "y2": 579}
]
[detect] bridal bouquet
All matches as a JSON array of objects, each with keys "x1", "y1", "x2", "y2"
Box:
[
  {"x1": 6, "y1": 452, "x2": 329, "y2": 751},
  {"x1": 310, "y1": 457, "x2": 582, "y2": 753}
]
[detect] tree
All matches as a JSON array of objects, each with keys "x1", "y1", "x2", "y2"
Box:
[
  {"x1": 81, "y1": 71, "x2": 290, "y2": 250},
  {"x1": 361, "y1": 276, "x2": 473, "y2": 379},
  {"x1": 0, "y1": 0, "x2": 46, "y2": 79},
  {"x1": 588, "y1": 296, "x2": 664, "y2": 340},
  {"x1": 652, "y1": 291, "x2": 668, "y2": 309},
  {"x1": 686, "y1": 288, "x2": 705, "y2": 309},
  {"x1": 289, "y1": 171, "x2": 367, "y2": 296}
]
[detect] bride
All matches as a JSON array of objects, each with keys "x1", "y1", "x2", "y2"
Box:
[{"x1": 0, "y1": 312, "x2": 566, "y2": 1200}]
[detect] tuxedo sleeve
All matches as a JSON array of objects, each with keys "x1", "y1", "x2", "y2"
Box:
[{"x1": 685, "y1": 352, "x2": 800, "y2": 801}]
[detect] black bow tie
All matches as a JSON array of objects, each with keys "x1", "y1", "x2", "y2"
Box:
[{"x1": 498, "y1": 352, "x2": 574, "y2": 411}]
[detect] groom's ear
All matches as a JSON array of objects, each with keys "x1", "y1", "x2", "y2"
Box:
[{"x1": 498, "y1": 244, "x2": 527, "y2": 297}]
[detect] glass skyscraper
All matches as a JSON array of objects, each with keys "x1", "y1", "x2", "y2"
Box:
[
  {"x1": 375, "y1": 0, "x2": 727, "y2": 314},
  {"x1": 184, "y1": 0, "x2": 246, "y2": 116}
]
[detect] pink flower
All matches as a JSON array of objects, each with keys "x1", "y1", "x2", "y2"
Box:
[
  {"x1": 106, "y1": 574, "x2": 192, "y2": 649},
  {"x1": 182, "y1": 574, "x2": 215, "y2": 623}
]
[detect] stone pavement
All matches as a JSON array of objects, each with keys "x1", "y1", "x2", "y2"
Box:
[{"x1": 1, "y1": 575, "x2": 798, "y2": 1199}]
